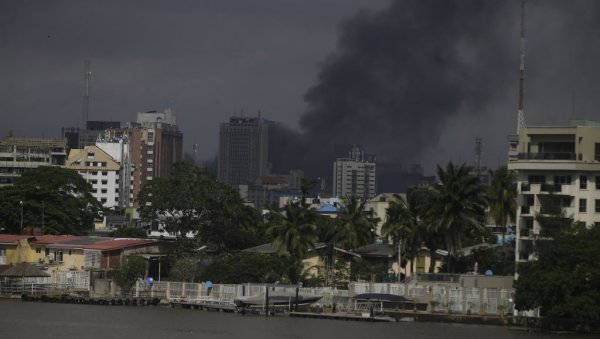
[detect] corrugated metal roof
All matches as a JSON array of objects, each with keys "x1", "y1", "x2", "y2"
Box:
[
  {"x1": 0, "y1": 235, "x2": 35, "y2": 244},
  {"x1": 83, "y1": 239, "x2": 156, "y2": 251}
]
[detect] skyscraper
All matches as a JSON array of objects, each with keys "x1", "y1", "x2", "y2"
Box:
[
  {"x1": 218, "y1": 116, "x2": 269, "y2": 186},
  {"x1": 333, "y1": 145, "x2": 376, "y2": 199}
]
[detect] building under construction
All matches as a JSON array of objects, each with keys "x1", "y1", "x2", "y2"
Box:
[{"x1": 0, "y1": 136, "x2": 68, "y2": 186}]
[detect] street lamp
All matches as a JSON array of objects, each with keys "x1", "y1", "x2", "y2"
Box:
[{"x1": 19, "y1": 200, "x2": 23, "y2": 234}]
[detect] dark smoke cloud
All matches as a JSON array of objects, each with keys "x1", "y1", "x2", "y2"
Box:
[{"x1": 272, "y1": 0, "x2": 516, "y2": 178}]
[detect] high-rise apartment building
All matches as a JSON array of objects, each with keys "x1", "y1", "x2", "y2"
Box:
[
  {"x1": 333, "y1": 145, "x2": 376, "y2": 199},
  {"x1": 116, "y1": 109, "x2": 183, "y2": 206},
  {"x1": 508, "y1": 120, "x2": 600, "y2": 264},
  {"x1": 218, "y1": 116, "x2": 269, "y2": 186}
]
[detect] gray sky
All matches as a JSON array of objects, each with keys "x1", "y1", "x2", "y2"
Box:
[{"x1": 2, "y1": 0, "x2": 600, "y2": 176}]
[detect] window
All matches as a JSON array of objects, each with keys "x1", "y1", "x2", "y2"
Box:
[
  {"x1": 102, "y1": 171, "x2": 108, "y2": 176},
  {"x1": 36, "y1": 247, "x2": 41, "y2": 254},
  {"x1": 101, "y1": 189, "x2": 107, "y2": 194},
  {"x1": 68, "y1": 250, "x2": 72, "y2": 256},
  {"x1": 554, "y1": 175, "x2": 572, "y2": 185},
  {"x1": 91, "y1": 171, "x2": 98, "y2": 175},
  {"x1": 596, "y1": 199, "x2": 600, "y2": 213},
  {"x1": 579, "y1": 198, "x2": 587, "y2": 213},
  {"x1": 580, "y1": 176, "x2": 588, "y2": 189},
  {"x1": 101, "y1": 180, "x2": 107, "y2": 185},
  {"x1": 101, "y1": 198, "x2": 107, "y2": 203},
  {"x1": 528, "y1": 175, "x2": 546, "y2": 184},
  {"x1": 56, "y1": 250, "x2": 63, "y2": 262},
  {"x1": 45, "y1": 248, "x2": 49, "y2": 256},
  {"x1": 596, "y1": 176, "x2": 600, "y2": 189}
]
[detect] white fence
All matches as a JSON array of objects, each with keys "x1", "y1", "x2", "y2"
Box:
[{"x1": 350, "y1": 282, "x2": 513, "y2": 315}]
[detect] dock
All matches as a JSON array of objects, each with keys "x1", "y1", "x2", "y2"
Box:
[
  {"x1": 290, "y1": 311, "x2": 398, "y2": 322},
  {"x1": 168, "y1": 297, "x2": 237, "y2": 312}
]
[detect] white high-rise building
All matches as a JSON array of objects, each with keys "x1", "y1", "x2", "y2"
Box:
[
  {"x1": 333, "y1": 145, "x2": 376, "y2": 199},
  {"x1": 508, "y1": 120, "x2": 600, "y2": 263}
]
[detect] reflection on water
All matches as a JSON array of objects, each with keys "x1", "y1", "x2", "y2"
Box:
[{"x1": 0, "y1": 299, "x2": 587, "y2": 339}]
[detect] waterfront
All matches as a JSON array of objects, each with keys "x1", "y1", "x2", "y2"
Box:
[{"x1": 0, "y1": 299, "x2": 589, "y2": 339}]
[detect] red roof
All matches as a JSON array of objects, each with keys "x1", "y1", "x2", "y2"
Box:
[
  {"x1": 32, "y1": 235, "x2": 80, "y2": 245},
  {"x1": 83, "y1": 239, "x2": 156, "y2": 251},
  {"x1": 0, "y1": 234, "x2": 155, "y2": 251},
  {"x1": 0, "y1": 235, "x2": 35, "y2": 244}
]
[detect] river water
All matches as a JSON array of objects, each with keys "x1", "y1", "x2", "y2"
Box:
[{"x1": 0, "y1": 299, "x2": 588, "y2": 339}]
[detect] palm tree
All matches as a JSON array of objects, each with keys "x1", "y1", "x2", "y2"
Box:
[
  {"x1": 425, "y1": 162, "x2": 487, "y2": 272},
  {"x1": 267, "y1": 202, "x2": 318, "y2": 261},
  {"x1": 381, "y1": 194, "x2": 414, "y2": 281},
  {"x1": 330, "y1": 196, "x2": 377, "y2": 250},
  {"x1": 487, "y1": 167, "x2": 517, "y2": 245}
]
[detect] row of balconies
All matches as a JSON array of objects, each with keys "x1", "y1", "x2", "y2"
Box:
[{"x1": 517, "y1": 152, "x2": 579, "y2": 161}]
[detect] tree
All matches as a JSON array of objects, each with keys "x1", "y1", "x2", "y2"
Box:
[
  {"x1": 381, "y1": 194, "x2": 414, "y2": 280},
  {"x1": 138, "y1": 162, "x2": 265, "y2": 254},
  {"x1": 487, "y1": 167, "x2": 517, "y2": 245},
  {"x1": 0, "y1": 166, "x2": 102, "y2": 235},
  {"x1": 330, "y1": 196, "x2": 377, "y2": 250},
  {"x1": 113, "y1": 255, "x2": 147, "y2": 293},
  {"x1": 267, "y1": 202, "x2": 318, "y2": 260},
  {"x1": 515, "y1": 225, "x2": 600, "y2": 330},
  {"x1": 199, "y1": 253, "x2": 303, "y2": 284},
  {"x1": 424, "y1": 162, "x2": 487, "y2": 272},
  {"x1": 110, "y1": 226, "x2": 147, "y2": 238}
]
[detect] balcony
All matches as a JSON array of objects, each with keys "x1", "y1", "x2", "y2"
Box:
[
  {"x1": 520, "y1": 228, "x2": 532, "y2": 237},
  {"x1": 541, "y1": 183, "x2": 562, "y2": 192},
  {"x1": 518, "y1": 152, "x2": 577, "y2": 161}
]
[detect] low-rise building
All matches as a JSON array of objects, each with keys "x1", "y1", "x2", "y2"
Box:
[{"x1": 0, "y1": 136, "x2": 67, "y2": 186}]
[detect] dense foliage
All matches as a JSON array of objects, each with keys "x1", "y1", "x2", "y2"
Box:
[
  {"x1": 515, "y1": 225, "x2": 600, "y2": 327},
  {"x1": 138, "y1": 162, "x2": 265, "y2": 254},
  {"x1": 113, "y1": 255, "x2": 148, "y2": 291},
  {"x1": 199, "y1": 253, "x2": 303, "y2": 284},
  {"x1": 0, "y1": 166, "x2": 102, "y2": 234}
]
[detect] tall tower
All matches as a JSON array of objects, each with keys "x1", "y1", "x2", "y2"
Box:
[
  {"x1": 517, "y1": 0, "x2": 526, "y2": 132},
  {"x1": 475, "y1": 137, "x2": 482, "y2": 177},
  {"x1": 218, "y1": 116, "x2": 269, "y2": 186},
  {"x1": 81, "y1": 59, "x2": 92, "y2": 131}
]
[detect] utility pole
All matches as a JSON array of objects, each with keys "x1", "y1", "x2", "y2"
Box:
[
  {"x1": 517, "y1": 0, "x2": 526, "y2": 132},
  {"x1": 20, "y1": 201, "x2": 23, "y2": 234}
]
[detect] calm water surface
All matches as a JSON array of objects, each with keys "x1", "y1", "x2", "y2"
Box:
[{"x1": 0, "y1": 299, "x2": 589, "y2": 339}]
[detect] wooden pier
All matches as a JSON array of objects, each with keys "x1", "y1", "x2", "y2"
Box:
[
  {"x1": 21, "y1": 294, "x2": 161, "y2": 306},
  {"x1": 168, "y1": 297, "x2": 237, "y2": 312},
  {"x1": 290, "y1": 311, "x2": 398, "y2": 322}
]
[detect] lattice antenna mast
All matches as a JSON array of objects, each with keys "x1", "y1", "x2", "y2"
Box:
[
  {"x1": 475, "y1": 137, "x2": 482, "y2": 176},
  {"x1": 81, "y1": 59, "x2": 91, "y2": 131},
  {"x1": 517, "y1": 0, "x2": 526, "y2": 132}
]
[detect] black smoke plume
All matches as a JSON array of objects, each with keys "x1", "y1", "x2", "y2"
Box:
[
  {"x1": 271, "y1": 0, "x2": 600, "y2": 183},
  {"x1": 271, "y1": 0, "x2": 516, "y2": 179}
]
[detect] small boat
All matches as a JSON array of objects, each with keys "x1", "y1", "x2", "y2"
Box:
[{"x1": 234, "y1": 291, "x2": 322, "y2": 307}]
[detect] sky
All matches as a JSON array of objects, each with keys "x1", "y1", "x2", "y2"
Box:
[{"x1": 2, "y1": 0, "x2": 600, "y2": 177}]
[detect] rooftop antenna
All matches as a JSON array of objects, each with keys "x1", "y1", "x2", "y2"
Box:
[
  {"x1": 193, "y1": 143, "x2": 198, "y2": 165},
  {"x1": 516, "y1": 0, "x2": 526, "y2": 132},
  {"x1": 81, "y1": 59, "x2": 91, "y2": 131},
  {"x1": 475, "y1": 137, "x2": 482, "y2": 176}
]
